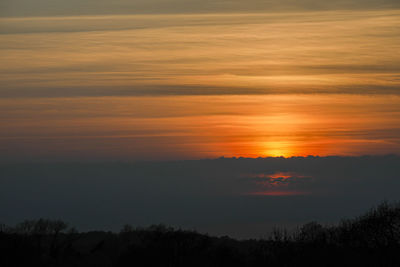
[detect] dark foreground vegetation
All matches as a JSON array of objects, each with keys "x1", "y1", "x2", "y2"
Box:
[{"x1": 1, "y1": 202, "x2": 400, "y2": 267}]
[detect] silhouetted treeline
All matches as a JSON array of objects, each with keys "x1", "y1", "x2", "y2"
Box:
[{"x1": 1, "y1": 201, "x2": 400, "y2": 267}]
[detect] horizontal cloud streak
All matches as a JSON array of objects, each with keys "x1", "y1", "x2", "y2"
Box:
[
  {"x1": 1, "y1": 95, "x2": 400, "y2": 160},
  {"x1": 2, "y1": 85, "x2": 400, "y2": 98},
  {"x1": 1, "y1": 0, "x2": 400, "y2": 17},
  {"x1": 1, "y1": 10, "x2": 399, "y2": 97}
]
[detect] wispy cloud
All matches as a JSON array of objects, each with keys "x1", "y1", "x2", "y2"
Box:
[
  {"x1": 1, "y1": 0, "x2": 400, "y2": 17},
  {"x1": 1, "y1": 10, "x2": 399, "y2": 97},
  {"x1": 1, "y1": 94, "x2": 400, "y2": 160},
  {"x1": 243, "y1": 172, "x2": 312, "y2": 195}
]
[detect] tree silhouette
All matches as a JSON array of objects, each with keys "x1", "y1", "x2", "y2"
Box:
[{"x1": 1, "y1": 202, "x2": 400, "y2": 266}]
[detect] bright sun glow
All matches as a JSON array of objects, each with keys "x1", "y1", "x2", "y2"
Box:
[{"x1": 261, "y1": 141, "x2": 294, "y2": 158}]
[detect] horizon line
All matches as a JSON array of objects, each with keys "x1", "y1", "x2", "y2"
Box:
[{"x1": 1, "y1": 154, "x2": 399, "y2": 164}]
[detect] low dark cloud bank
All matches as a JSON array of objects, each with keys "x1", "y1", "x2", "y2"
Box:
[{"x1": 1, "y1": 156, "x2": 399, "y2": 238}]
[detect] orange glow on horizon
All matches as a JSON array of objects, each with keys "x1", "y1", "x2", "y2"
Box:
[
  {"x1": 1, "y1": 94, "x2": 400, "y2": 161},
  {"x1": 260, "y1": 141, "x2": 295, "y2": 158}
]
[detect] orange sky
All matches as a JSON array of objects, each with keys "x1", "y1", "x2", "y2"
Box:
[
  {"x1": 1, "y1": 94, "x2": 400, "y2": 160},
  {"x1": 1, "y1": 10, "x2": 399, "y2": 96},
  {"x1": 1, "y1": 10, "x2": 400, "y2": 160}
]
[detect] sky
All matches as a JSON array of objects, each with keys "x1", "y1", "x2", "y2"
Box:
[
  {"x1": 1, "y1": 0, "x2": 400, "y2": 236},
  {"x1": 1, "y1": 0, "x2": 399, "y2": 17},
  {"x1": 1, "y1": 10, "x2": 400, "y2": 160}
]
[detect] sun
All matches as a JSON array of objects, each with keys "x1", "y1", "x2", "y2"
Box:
[{"x1": 261, "y1": 141, "x2": 293, "y2": 158}]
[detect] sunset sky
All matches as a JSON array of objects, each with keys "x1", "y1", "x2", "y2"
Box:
[
  {"x1": 1, "y1": 0, "x2": 400, "y2": 237},
  {"x1": 1, "y1": 1, "x2": 400, "y2": 161}
]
